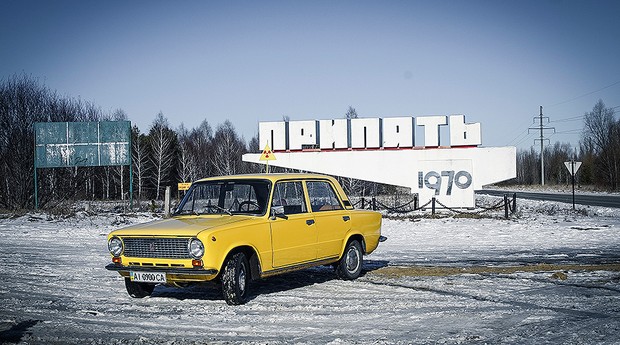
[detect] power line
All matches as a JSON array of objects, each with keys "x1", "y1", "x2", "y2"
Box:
[
  {"x1": 552, "y1": 129, "x2": 582, "y2": 134},
  {"x1": 506, "y1": 127, "x2": 529, "y2": 145},
  {"x1": 505, "y1": 116, "x2": 541, "y2": 146},
  {"x1": 548, "y1": 105, "x2": 620, "y2": 124},
  {"x1": 513, "y1": 132, "x2": 536, "y2": 147},
  {"x1": 550, "y1": 116, "x2": 584, "y2": 123},
  {"x1": 547, "y1": 80, "x2": 620, "y2": 107},
  {"x1": 507, "y1": 105, "x2": 618, "y2": 148}
]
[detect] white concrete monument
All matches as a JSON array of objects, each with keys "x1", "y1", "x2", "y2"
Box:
[{"x1": 243, "y1": 115, "x2": 516, "y2": 208}]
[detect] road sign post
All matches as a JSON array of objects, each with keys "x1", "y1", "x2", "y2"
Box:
[{"x1": 563, "y1": 160, "x2": 582, "y2": 210}]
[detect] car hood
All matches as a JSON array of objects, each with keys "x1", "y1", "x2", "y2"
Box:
[{"x1": 110, "y1": 215, "x2": 256, "y2": 237}]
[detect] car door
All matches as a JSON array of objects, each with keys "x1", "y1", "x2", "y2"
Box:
[
  {"x1": 270, "y1": 181, "x2": 317, "y2": 268},
  {"x1": 306, "y1": 180, "x2": 351, "y2": 260}
]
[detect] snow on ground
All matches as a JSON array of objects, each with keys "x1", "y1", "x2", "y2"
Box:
[
  {"x1": 374, "y1": 196, "x2": 620, "y2": 267},
  {"x1": 0, "y1": 197, "x2": 619, "y2": 344}
]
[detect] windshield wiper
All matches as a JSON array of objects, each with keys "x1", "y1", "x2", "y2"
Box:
[
  {"x1": 174, "y1": 209, "x2": 195, "y2": 216},
  {"x1": 178, "y1": 205, "x2": 233, "y2": 216},
  {"x1": 191, "y1": 205, "x2": 232, "y2": 216},
  {"x1": 209, "y1": 205, "x2": 232, "y2": 216}
]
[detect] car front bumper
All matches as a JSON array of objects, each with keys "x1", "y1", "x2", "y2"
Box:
[{"x1": 105, "y1": 263, "x2": 219, "y2": 281}]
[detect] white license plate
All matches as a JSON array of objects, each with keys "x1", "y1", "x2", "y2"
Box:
[{"x1": 130, "y1": 271, "x2": 167, "y2": 283}]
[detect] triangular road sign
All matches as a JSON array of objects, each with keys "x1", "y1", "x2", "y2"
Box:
[
  {"x1": 260, "y1": 143, "x2": 276, "y2": 161},
  {"x1": 563, "y1": 161, "x2": 582, "y2": 175}
]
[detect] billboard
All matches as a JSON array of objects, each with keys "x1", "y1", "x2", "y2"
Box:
[
  {"x1": 34, "y1": 121, "x2": 131, "y2": 167},
  {"x1": 33, "y1": 121, "x2": 132, "y2": 209}
]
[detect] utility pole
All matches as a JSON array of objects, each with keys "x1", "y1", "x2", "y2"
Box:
[{"x1": 528, "y1": 106, "x2": 555, "y2": 185}]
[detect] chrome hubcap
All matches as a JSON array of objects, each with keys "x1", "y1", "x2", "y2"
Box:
[
  {"x1": 238, "y1": 264, "x2": 246, "y2": 294},
  {"x1": 345, "y1": 247, "x2": 360, "y2": 273}
]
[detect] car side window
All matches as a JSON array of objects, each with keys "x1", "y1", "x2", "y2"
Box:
[
  {"x1": 306, "y1": 181, "x2": 343, "y2": 212},
  {"x1": 272, "y1": 181, "x2": 307, "y2": 215}
]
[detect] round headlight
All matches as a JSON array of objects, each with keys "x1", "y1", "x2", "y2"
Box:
[
  {"x1": 108, "y1": 237, "x2": 123, "y2": 257},
  {"x1": 188, "y1": 238, "x2": 204, "y2": 259}
]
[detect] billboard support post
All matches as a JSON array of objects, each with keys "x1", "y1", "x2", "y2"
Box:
[
  {"x1": 128, "y1": 122, "x2": 133, "y2": 210},
  {"x1": 34, "y1": 134, "x2": 38, "y2": 210}
]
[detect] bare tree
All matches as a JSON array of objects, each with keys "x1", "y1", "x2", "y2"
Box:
[
  {"x1": 107, "y1": 109, "x2": 129, "y2": 200},
  {"x1": 176, "y1": 124, "x2": 198, "y2": 183},
  {"x1": 515, "y1": 148, "x2": 539, "y2": 185},
  {"x1": 212, "y1": 120, "x2": 246, "y2": 176},
  {"x1": 131, "y1": 125, "x2": 149, "y2": 206},
  {"x1": 0, "y1": 74, "x2": 117, "y2": 209},
  {"x1": 148, "y1": 112, "x2": 178, "y2": 200},
  {"x1": 243, "y1": 135, "x2": 262, "y2": 174},
  {"x1": 545, "y1": 142, "x2": 573, "y2": 185},
  {"x1": 340, "y1": 106, "x2": 364, "y2": 194},
  {"x1": 189, "y1": 120, "x2": 213, "y2": 179},
  {"x1": 582, "y1": 100, "x2": 619, "y2": 189},
  {"x1": 0, "y1": 74, "x2": 48, "y2": 208},
  {"x1": 248, "y1": 134, "x2": 259, "y2": 153},
  {"x1": 345, "y1": 106, "x2": 358, "y2": 119}
]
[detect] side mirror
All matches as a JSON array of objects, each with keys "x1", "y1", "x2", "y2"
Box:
[{"x1": 270, "y1": 205, "x2": 288, "y2": 220}]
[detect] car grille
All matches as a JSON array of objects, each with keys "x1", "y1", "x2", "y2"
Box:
[{"x1": 123, "y1": 238, "x2": 190, "y2": 259}]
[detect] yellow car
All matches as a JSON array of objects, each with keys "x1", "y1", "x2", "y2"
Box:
[{"x1": 106, "y1": 173, "x2": 385, "y2": 305}]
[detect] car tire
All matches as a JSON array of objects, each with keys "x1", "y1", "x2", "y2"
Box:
[
  {"x1": 336, "y1": 240, "x2": 363, "y2": 280},
  {"x1": 221, "y1": 252, "x2": 250, "y2": 305},
  {"x1": 124, "y1": 278, "x2": 155, "y2": 298}
]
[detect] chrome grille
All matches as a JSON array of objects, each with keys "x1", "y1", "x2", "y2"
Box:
[{"x1": 123, "y1": 238, "x2": 190, "y2": 259}]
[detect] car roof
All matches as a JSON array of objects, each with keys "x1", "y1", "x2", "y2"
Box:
[{"x1": 193, "y1": 173, "x2": 336, "y2": 184}]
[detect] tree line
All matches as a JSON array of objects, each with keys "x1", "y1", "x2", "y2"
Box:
[
  {"x1": 1, "y1": 75, "x2": 618, "y2": 210},
  {"x1": 0, "y1": 74, "x2": 264, "y2": 210},
  {"x1": 513, "y1": 99, "x2": 619, "y2": 190}
]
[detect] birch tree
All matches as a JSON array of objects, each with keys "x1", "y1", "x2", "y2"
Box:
[
  {"x1": 176, "y1": 124, "x2": 198, "y2": 183},
  {"x1": 148, "y1": 112, "x2": 177, "y2": 200},
  {"x1": 212, "y1": 120, "x2": 245, "y2": 176},
  {"x1": 109, "y1": 109, "x2": 128, "y2": 200},
  {"x1": 131, "y1": 125, "x2": 149, "y2": 206}
]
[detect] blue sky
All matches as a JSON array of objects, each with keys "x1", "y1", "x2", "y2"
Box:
[{"x1": 2, "y1": 0, "x2": 619, "y2": 150}]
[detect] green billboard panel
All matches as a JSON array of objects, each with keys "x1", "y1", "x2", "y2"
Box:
[
  {"x1": 100, "y1": 142, "x2": 130, "y2": 165},
  {"x1": 35, "y1": 122, "x2": 66, "y2": 145},
  {"x1": 69, "y1": 122, "x2": 99, "y2": 143},
  {"x1": 34, "y1": 121, "x2": 131, "y2": 168},
  {"x1": 100, "y1": 121, "x2": 130, "y2": 142}
]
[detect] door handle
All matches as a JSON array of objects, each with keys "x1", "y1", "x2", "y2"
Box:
[
  {"x1": 342, "y1": 216, "x2": 350, "y2": 222},
  {"x1": 306, "y1": 219, "x2": 315, "y2": 225}
]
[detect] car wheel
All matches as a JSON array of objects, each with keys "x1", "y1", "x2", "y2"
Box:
[
  {"x1": 221, "y1": 252, "x2": 250, "y2": 305},
  {"x1": 336, "y1": 240, "x2": 363, "y2": 280},
  {"x1": 124, "y1": 278, "x2": 155, "y2": 298}
]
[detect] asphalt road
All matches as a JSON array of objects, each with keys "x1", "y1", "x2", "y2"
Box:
[{"x1": 477, "y1": 189, "x2": 620, "y2": 208}]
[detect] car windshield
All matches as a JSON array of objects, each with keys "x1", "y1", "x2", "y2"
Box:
[{"x1": 175, "y1": 179, "x2": 271, "y2": 216}]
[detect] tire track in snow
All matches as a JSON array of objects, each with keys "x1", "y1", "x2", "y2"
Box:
[{"x1": 359, "y1": 274, "x2": 618, "y2": 320}]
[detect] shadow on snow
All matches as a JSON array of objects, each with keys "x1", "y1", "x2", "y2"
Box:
[{"x1": 149, "y1": 260, "x2": 390, "y2": 302}]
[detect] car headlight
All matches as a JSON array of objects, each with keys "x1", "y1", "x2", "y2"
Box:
[
  {"x1": 188, "y1": 238, "x2": 204, "y2": 259},
  {"x1": 108, "y1": 237, "x2": 123, "y2": 257}
]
